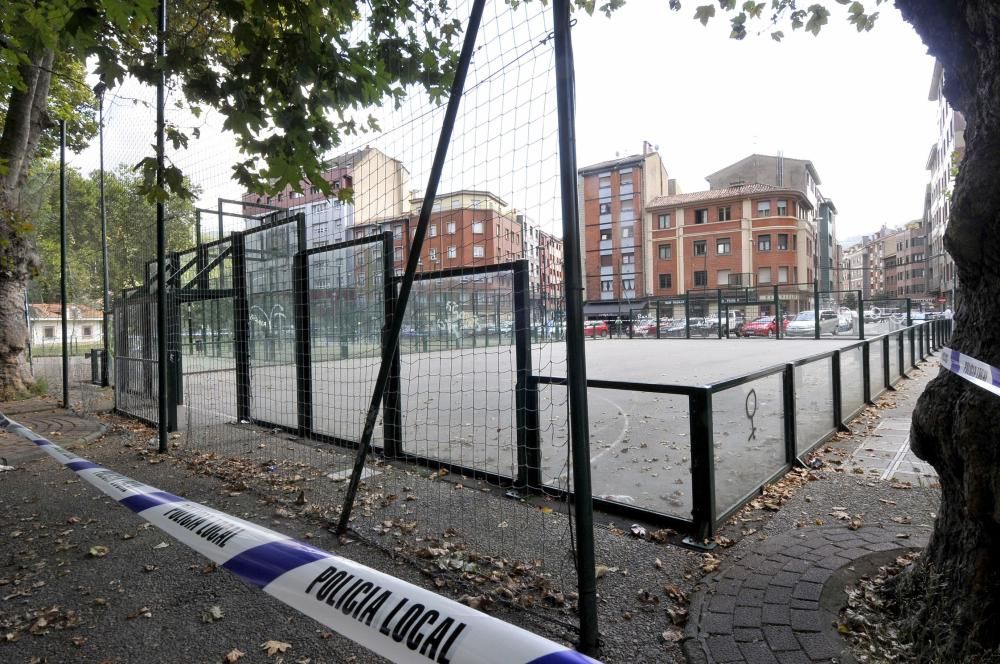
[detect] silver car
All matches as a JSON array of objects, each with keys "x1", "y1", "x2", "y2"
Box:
[{"x1": 784, "y1": 310, "x2": 840, "y2": 336}]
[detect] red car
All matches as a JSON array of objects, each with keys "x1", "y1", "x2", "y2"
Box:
[
  {"x1": 740, "y1": 316, "x2": 778, "y2": 338},
  {"x1": 583, "y1": 320, "x2": 609, "y2": 338}
]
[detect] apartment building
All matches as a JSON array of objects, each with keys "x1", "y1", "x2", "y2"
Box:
[
  {"x1": 645, "y1": 183, "x2": 816, "y2": 299},
  {"x1": 240, "y1": 146, "x2": 409, "y2": 249},
  {"x1": 881, "y1": 221, "x2": 930, "y2": 302},
  {"x1": 537, "y1": 230, "x2": 564, "y2": 301},
  {"x1": 841, "y1": 242, "x2": 866, "y2": 293},
  {"x1": 705, "y1": 153, "x2": 839, "y2": 291},
  {"x1": 925, "y1": 61, "x2": 964, "y2": 308},
  {"x1": 578, "y1": 143, "x2": 674, "y2": 313}
]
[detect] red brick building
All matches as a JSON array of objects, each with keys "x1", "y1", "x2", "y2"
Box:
[
  {"x1": 578, "y1": 145, "x2": 675, "y2": 315},
  {"x1": 645, "y1": 183, "x2": 817, "y2": 300}
]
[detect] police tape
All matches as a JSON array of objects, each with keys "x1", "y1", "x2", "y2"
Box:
[
  {"x1": 940, "y1": 347, "x2": 1000, "y2": 397},
  {"x1": 0, "y1": 414, "x2": 600, "y2": 664}
]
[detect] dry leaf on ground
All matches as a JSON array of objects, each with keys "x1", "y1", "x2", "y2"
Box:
[{"x1": 261, "y1": 640, "x2": 291, "y2": 656}]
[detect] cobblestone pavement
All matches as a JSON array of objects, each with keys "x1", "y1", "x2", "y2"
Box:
[
  {"x1": 0, "y1": 398, "x2": 107, "y2": 464},
  {"x1": 685, "y1": 525, "x2": 930, "y2": 664}
]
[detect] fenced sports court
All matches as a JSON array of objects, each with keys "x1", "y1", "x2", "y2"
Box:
[{"x1": 21, "y1": 0, "x2": 955, "y2": 652}]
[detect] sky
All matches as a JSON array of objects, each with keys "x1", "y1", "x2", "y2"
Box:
[
  {"x1": 571, "y1": 3, "x2": 938, "y2": 241},
  {"x1": 66, "y1": 1, "x2": 938, "y2": 245}
]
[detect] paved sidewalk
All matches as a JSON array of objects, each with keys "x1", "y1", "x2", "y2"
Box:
[{"x1": 684, "y1": 361, "x2": 941, "y2": 664}]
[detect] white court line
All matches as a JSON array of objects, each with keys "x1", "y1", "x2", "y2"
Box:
[
  {"x1": 588, "y1": 392, "x2": 631, "y2": 466},
  {"x1": 543, "y1": 392, "x2": 630, "y2": 486}
]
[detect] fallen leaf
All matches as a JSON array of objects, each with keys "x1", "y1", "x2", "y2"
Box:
[
  {"x1": 153, "y1": 542, "x2": 170, "y2": 550},
  {"x1": 261, "y1": 640, "x2": 290, "y2": 656},
  {"x1": 88, "y1": 545, "x2": 110, "y2": 558},
  {"x1": 595, "y1": 564, "x2": 609, "y2": 579},
  {"x1": 654, "y1": 558, "x2": 663, "y2": 570},
  {"x1": 662, "y1": 628, "x2": 684, "y2": 642},
  {"x1": 224, "y1": 648, "x2": 246, "y2": 663},
  {"x1": 203, "y1": 605, "x2": 224, "y2": 623}
]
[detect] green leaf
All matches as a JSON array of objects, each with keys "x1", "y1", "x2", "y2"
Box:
[{"x1": 694, "y1": 4, "x2": 717, "y2": 25}]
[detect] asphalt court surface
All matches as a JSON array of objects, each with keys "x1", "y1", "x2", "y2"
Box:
[{"x1": 174, "y1": 336, "x2": 874, "y2": 521}]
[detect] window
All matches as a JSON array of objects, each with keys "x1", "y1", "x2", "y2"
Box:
[
  {"x1": 390, "y1": 225, "x2": 401, "y2": 240},
  {"x1": 718, "y1": 206, "x2": 731, "y2": 221},
  {"x1": 659, "y1": 273, "x2": 672, "y2": 289},
  {"x1": 622, "y1": 252, "x2": 635, "y2": 264},
  {"x1": 447, "y1": 221, "x2": 456, "y2": 234},
  {"x1": 82, "y1": 325, "x2": 93, "y2": 337},
  {"x1": 776, "y1": 199, "x2": 788, "y2": 216},
  {"x1": 600, "y1": 254, "x2": 613, "y2": 267},
  {"x1": 429, "y1": 248, "x2": 438, "y2": 262},
  {"x1": 693, "y1": 240, "x2": 707, "y2": 256},
  {"x1": 394, "y1": 247, "x2": 403, "y2": 262},
  {"x1": 451, "y1": 199, "x2": 461, "y2": 209},
  {"x1": 778, "y1": 266, "x2": 789, "y2": 283},
  {"x1": 471, "y1": 199, "x2": 482, "y2": 209},
  {"x1": 599, "y1": 203, "x2": 612, "y2": 215},
  {"x1": 717, "y1": 269, "x2": 730, "y2": 286},
  {"x1": 758, "y1": 267, "x2": 772, "y2": 284},
  {"x1": 310, "y1": 185, "x2": 320, "y2": 194},
  {"x1": 619, "y1": 197, "x2": 635, "y2": 221},
  {"x1": 658, "y1": 244, "x2": 672, "y2": 260},
  {"x1": 276, "y1": 193, "x2": 283, "y2": 201},
  {"x1": 473, "y1": 245, "x2": 485, "y2": 258},
  {"x1": 694, "y1": 209, "x2": 708, "y2": 224},
  {"x1": 694, "y1": 270, "x2": 708, "y2": 287},
  {"x1": 658, "y1": 213, "x2": 671, "y2": 229},
  {"x1": 757, "y1": 234, "x2": 771, "y2": 251},
  {"x1": 429, "y1": 224, "x2": 437, "y2": 237},
  {"x1": 777, "y1": 233, "x2": 788, "y2": 251},
  {"x1": 357, "y1": 273, "x2": 366, "y2": 287},
  {"x1": 599, "y1": 228, "x2": 612, "y2": 241},
  {"x1": 620, "y1": 171, "x2": 633, "y2": 186},
  {"x1": 43, "y1": 326, "x2": 55, "y2": 339},
  {"x1": 716, "y1": 238, "x2": 731, "y2": 255},
  {"x1": 622, "y1": 226, "x2": 634, "y2": 239},
  {"x1": 757, "y1": 200, "x2": 771, "y2": 217},
  {"x1": 473, "y1": 221, "x2": 484, "y2": 234},
  {"x1": 622, "y1": 278, "x2": 635, "y2": 291},
  {"x1": 601, "y1": 279, "x2": 613, "y2": 292},
  {"x1": 447, "y1": 246, "x2": 457, "y2": 259},
  {"x1": 598, "y1": 175, "x2": 611, "y2": 188}
]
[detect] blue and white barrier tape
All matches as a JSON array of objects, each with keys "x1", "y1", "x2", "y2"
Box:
[
  {"x1": 0, "y1": 414, "x2": 600, "y2": 664},
  {"x1": 940, "y1": 347, "x2": 1000, "y2": 398}
]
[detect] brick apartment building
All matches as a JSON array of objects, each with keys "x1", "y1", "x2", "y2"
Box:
[
  {"x1": 705, "y1": 153, "x2": 838, "y2": 292},
  {"x1": 578, "y1": 144, "x2": 675, "y2": 315},
  {"x1": 645, "y1": 184, "x2": 817, "y2": 300},
  {"x1": 240, "y1": 146, "x2": 410, "y2": 250},
  {"x1": 882, "y1": 220, "x2": 931, "y2": 304}
]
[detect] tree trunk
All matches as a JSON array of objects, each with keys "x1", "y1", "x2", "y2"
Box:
[
  {"x1": 893, "y1": 0, "x2": 1000, "y2": 660},
  {"x1": 0, "y1": 270, "x2": 32, "y2": 400},
  {"x1": 0, "y1": 49, "x2": 54, "y2": 398}
]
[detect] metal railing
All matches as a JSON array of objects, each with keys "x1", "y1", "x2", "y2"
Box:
[{"x1": 528, "y1": 318, "x2": 952, "y2": 541}]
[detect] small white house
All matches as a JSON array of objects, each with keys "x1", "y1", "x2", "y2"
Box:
[{"x1": 29, "y1": 303, "x2": 103, "y2": 348}]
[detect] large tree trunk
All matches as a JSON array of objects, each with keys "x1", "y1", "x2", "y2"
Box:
[
  {"x1": 0, "y1": 49, "x2": 54, "y2": 398},
  {"x1": 894, "y1": 0, "x2": 1000, "y2": 660}
]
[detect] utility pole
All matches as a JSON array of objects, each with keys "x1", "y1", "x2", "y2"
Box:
[{"x1": 94, "y1": 81, "x2": 110, "y2": 387}]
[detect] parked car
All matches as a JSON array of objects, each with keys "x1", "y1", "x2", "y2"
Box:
[
  {"x1": 635, "y1": 318, "x2": 659, "y2": 337},
  {"x1": 836, "y1": 310, "x2": 856, "y2": 334},
  {"x1": 740, "y1": 316, "x2": 778, "y2": 338},
  {"x1": 583, "y1": 320, "x2": 609, "y2": 338},
  {"x1": 659, "y1": 319, "x2": 688, "y2": 338},
  {"x1": 785, "y1": 310, "x2": 840, "y2": 337}
]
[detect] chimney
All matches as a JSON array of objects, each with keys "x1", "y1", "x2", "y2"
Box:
[{"x1": 667, "y1": 179, "x2": 680, "y2": 196}]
